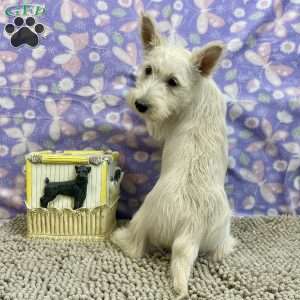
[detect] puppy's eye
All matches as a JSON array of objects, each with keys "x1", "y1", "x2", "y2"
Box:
[
  {"x1": 167, "y1": 77, "x2": 179, "y2": 87},
  {"x1": 144, "y1": 66, "x2": 152, "y2": 76}
]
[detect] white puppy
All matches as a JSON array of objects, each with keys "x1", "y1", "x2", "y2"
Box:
[{"x1": 111, "y1": 14, "x2": 236, "y2": 299}]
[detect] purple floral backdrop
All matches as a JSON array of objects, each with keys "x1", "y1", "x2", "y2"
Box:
[{"x1": 0, "y1": 0, "x2": 300, "y2": 220}]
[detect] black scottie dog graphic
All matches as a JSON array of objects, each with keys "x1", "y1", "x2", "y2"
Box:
[
  {"x1": 40, "y1": 165, "x2": 91, "y2": 210},
  {"x1": 5, "y1": 16, "x2": 44, "y2": 48}
]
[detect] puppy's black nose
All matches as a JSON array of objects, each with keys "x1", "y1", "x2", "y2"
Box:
[{"x1": 135, "y1": 99, "x2": 148, "y2": 113}]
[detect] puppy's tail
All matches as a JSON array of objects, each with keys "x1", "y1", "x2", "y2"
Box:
[{"x1": 45, "y1": 177, "x2": 50, "y2": 184}]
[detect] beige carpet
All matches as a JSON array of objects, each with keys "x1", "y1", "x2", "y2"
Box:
[{"x1": 0, "y1": 215, "x2": 300, "y2": 300}]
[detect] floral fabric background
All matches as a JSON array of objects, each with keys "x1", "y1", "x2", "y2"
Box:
[{"x1": 0, "y1": 0, "x2": 300, "y2": 219}]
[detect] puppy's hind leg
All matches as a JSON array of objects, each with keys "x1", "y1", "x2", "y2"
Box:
[
  {"x1": 208, "y1": 219, "x2": 237, "y2": 262},
  {"x1": 171, "y1": 235, "x2": 200, "y2": 299},
  {"x1": 210, "y1": 234, "x2": 236, "y2": 262},
  {"x1": 111, "y1": 212, "x2": 147, "y2": 259}
]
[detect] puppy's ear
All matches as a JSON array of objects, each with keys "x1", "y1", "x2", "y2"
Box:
[
  {"x1": 191, "y1": 42, "x2": 225, "y2": 77},
  {"x1": 140, "y1": 14, "x2": 161, "y2": 51}
]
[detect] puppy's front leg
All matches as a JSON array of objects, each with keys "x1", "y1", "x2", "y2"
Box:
[{"x1": 171, "y1": 235, "x2": 200, "y2": 299}]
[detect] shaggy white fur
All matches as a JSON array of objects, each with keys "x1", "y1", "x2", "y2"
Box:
[{"x1": 111, "y1": 14, "x2": 236, "y2": 300}]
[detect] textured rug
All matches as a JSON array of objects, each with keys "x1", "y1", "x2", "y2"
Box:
[{"x1": 0, "y1": 216, "x2": 300, "y2": 300}]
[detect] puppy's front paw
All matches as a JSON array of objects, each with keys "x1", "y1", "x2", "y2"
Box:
[
  {"x1": 174, "y1": 289, "x2": 189, "y2": 300},
  {"x1": 173, "y1": 278, "x2": 189, "y2": 300},
  {"x1": 176, "y1": 294, "x2": 189, "y2": 300}
]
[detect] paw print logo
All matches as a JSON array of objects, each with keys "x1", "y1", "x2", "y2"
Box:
[{"x1": 4, "y1": 16, "x2": 44, "y2": 48}]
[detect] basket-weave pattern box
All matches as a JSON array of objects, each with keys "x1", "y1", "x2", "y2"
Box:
[{"x1": 25, "y1": 150, "x2": 123, "y2": 240}]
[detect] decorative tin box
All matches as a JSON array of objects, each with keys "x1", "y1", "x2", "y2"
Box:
[{"x1": 25, "y1": 150, "x2": 123, "y2": 240}]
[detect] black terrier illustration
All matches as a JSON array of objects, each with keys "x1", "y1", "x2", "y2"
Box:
[
  {"x1": 40, "y1": 165, "x2": 91, "y2": 210},
  {"x1": 5, "y1": 16, "x2": 45, "y2": 48}
]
